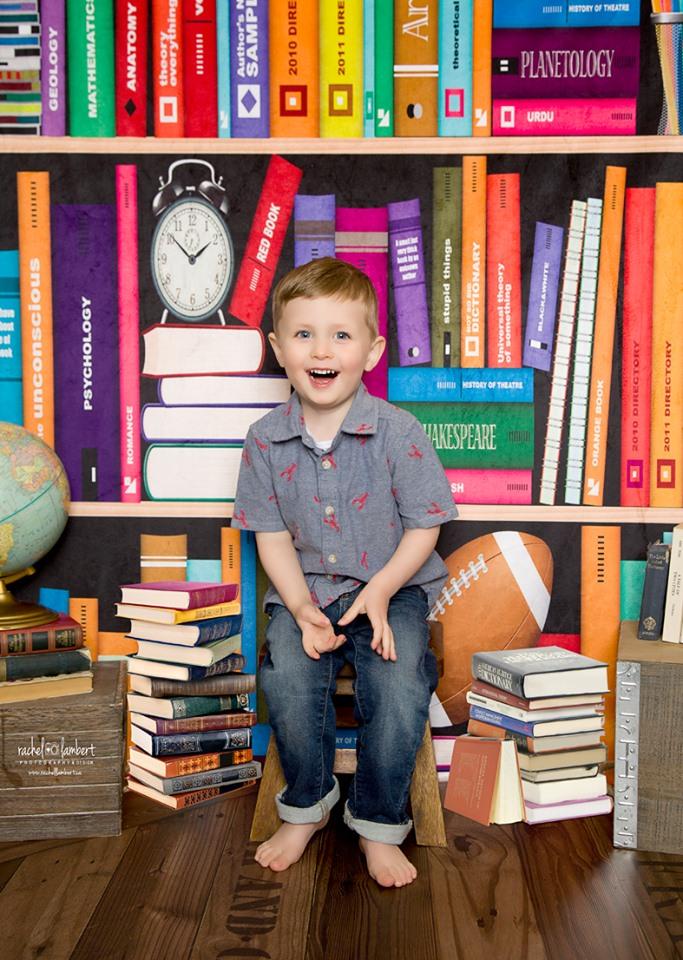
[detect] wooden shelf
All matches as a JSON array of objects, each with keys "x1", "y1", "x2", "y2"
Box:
[
  {"x1": 3, "y1": 135, "x2": 683, "y2": 156},
  {"x1": 67, "y1": 501, "x2": 683, "y2": 523}
]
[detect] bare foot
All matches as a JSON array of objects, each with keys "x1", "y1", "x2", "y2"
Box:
[
  {"x1": 254, "y1": 813, "x2": 329, "y2": 871},
  {"x1": 358, "y1": 837, "x2": 417, "y2": 887}
]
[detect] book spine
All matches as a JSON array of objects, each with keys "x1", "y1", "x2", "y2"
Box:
[
  {"x1": 143, "y1": 444, "x2": 243, "y2": 500},
  {"x1": 461, "y1": 156, "x2": 486, "y2": 367},
  {"x1": 472, "y1": 0, "x2": 492, "y2": 135},
  {"x1": 662, "y1": 529, "x2": 683, "y2": 644},
  {"x1": 269, "y1": 0, "x2": 318, "y2": 136},
  {"x1": 184, "y1": 0, "x2": 218, "y2": 137},
  {"x1": 144, "y1": 746, "x2": 252, "y2": 776},
  {"x1": 17, "y1": 171, "x2": 55, "y2": 447},
  {"x1": 444, "y1": 468, "x2": 533, "y2": 505},
  {"x1": 493, "y1": 0, "x2": 567, "y2": 28},
  {"x1": 294, "y1": 194, "x2": 336, "y2": 266},
  {"x1": 165, "y1": 779, "x2": 258, "y2": 808},
  {"x1": 393, "y1": 0, "x2": 438, "y2": 136},
  {"x1": 388, "y1": 198, "x2": 431, "y2": 366},
  {"x1": 0, "y1": 648, "x2": 90, "y2": 681},
  {"x1": 492, "y1": 27, "x2": 640, "y2": 100},
  {"x1": 523, "y1": 222, "x2": 564, "y2": 372},
  {"x1": 240, "y1": 530, "x2": 258, "y2": 711},
  {"x1": 115, "y1": 0, "x2": 147, "y2": 135},
  {"x1": 431, "y1": 167, "x2": 462, "y2": 366},
  {"x1": 66, "y1": 0, "x2": 115, "y2": 135},
  {"x1": 638, "y1": 542, "x2": 670, "y2": 641},
  {"x1": 216, "y1": 0, "x2": 230, "y2": 136},
  {"x1": 388, "y1": 366, "x2": 533, "y2": 403},
  {"x1": 468, "y1": 704, "x2": 537, "y2": 736},
  {"x1": 0, "y1": 623, "x2": 83, "y2": 656},
  {"x1": 144, "y1": 670, "x2": 250, "y2": 698},
  {"x1": 320, "y1": 0, "x2": 363, "y2": 137},
  {"x1": 52, "y1": 205, "x2": 120, "y2": 502},
  {"x1": 69, "y1": 597, "x2": 99, "y2": 661},
  {"x1": 438, "y1": 0, "x2": 472, "y2": 136},
  {"x1": 568, "y1": 3, "x2": 640, "y2": 25},
  {"x1": 583, "y1": 166, "x2": 627, "y2": 506},
  {"x1": 167, "y1": 693, "x2": 250, "y2": 718},
  {"x1": 152, "y1": 0, "x2": 184, "y2": 136},
  {"x1": 228, "y1": 155, "x2": 303, "y2": 327},
  {"x1": 139, "y1": 532, "x2": 187, "y2": 582},
  {"x1": 564, "y1": 197, "x2": 602, "y2": 505},
  {"x1": 151, "y1": 727, "x2": 252, "y2": 756},
  {"x1": 470, "y1": 678, "x2": 532, "y2": 709},
  {"x1": 471, "y1": 654, "x2": 526, "y2": 697},
  {"x1": 229, "y1": 0, "x2": 267, "y2": 137},
  {"x1": 363, "y1": 0, "x2": 374, "y2": 137},
  {"x1": 493, "y1": 98, "x2": 637, "y2": 136},
  {"x1": 486, "y1": 173, "x2": 522, "y2": 368},
  {"x1": 116, "y1": 165, "x2": 141, "y2": 503},
  {"x1": 161, "y1": 754, "x2": 256, "y2": 790},
  {"x1": 335, "y1": 206, "x2": 389, "y2": 398},
  {"x1": 220, "y1": 524, "x2": 241, "y2": 587},
  {"x1": 0, "y1": 250, "x2": 22, "y2": 424},
  {"x1": 396, "y1": 401, "x2": 534, "y2": 468},
  {"x1": 373, "y1": 0, "x2": 393, "y2": 135},
  {"x1": 539, "y1": 201, "x2": 586, "y2": 506},
  {"x1": 40, "y1": 0, "x2": 66, "y2": 136},
  {"x1": 620, "y1": 188, "x2": 654, "y2": 507},
  {"x1": 148, "y1": 713, "x2": 255, "y2": 736},
  {"x1": 650, "y1": 183, "x2": 683, "y2": 507}
]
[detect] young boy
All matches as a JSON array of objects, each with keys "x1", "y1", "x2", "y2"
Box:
[{"x1": 232, "y1": 258, "x2": 457, "y2": 888}]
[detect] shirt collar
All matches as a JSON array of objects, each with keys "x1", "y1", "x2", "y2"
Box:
[{"x1": 269, "y1": 383, "x2": 379, "y2": 443}]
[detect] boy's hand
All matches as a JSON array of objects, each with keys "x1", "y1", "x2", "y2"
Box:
[
  {"x1": 294, "y1": 602, "x2": 346, "y2": 661},
  {"x1": 337, "y1": 582, "x2": 396, "y2": 661}
]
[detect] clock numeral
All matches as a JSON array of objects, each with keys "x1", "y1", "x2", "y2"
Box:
[
  {"x1": 218, "y1": 254, "x2": 224, "y2": 265},
  {"x1": 160, "y1": 253, "x2": 167, "y2": 265},
  {"x1": 205, "y1": 288, "x2": 211, "y2": 299},
  {"x1": 190, "y1": 293, "x2": 196, "y2": 306},
  {"x1": 188, "y1": 213, "x2": 197, "y2": 226},
  {"x1": 174, "y1": 220, "x2": 182, "y2": 232},
  {"x1": 165, "y1": 272, "x2": 171, "y2": 284}
]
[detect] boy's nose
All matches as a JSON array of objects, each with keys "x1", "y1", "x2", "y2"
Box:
[{"x1": 311, "y1": 339, "x2": 333, "y2": 358}]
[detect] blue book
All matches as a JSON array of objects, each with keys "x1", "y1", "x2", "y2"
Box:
[
  {"x1": 217, "y1": 0, "x2": 231, "y2": 136},
  {"x1": 186, "y1": 559, "x2": 222, "y2": 583},
  {"x1": 363, "y1": 0, "x2": 374, "y2": 137},
  {"x1": 493, "y1": 0, "x2": 639, "y2": 27},
  {"x1": 241, "y1": 530, "x2": 257, "y2": 710},
  {"x1": 468, "y1": 704, "x2": 604, "y2": 738},
  {"x1": 39, "y1": 587, "x2": 70, "y2": 614},
  {"x1": 229, "y1": 0, "x2": 269, "y2": 137},
  {"x1": 294, "y1": 194, "x2": 336, "y2": 267},
  {"x1": 438, "y1": 0, "x2": 473, "y2": 136},
  {"x1": 0, "y1": 249, "x2": 21, "y2": 425},
  {"x1": 388, "y1": 367, "x2": 534, "y2": 403}
]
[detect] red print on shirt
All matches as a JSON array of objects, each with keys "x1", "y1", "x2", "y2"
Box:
[
  {"x1": 283, "y1": 402, "x2": 292, "y2": 417},
  {"x1": 427, "y1": 501, "x2": 447, "y2": 517},
  {"x1": 324, "y1": 454, "x2": 337, "y2": 468},
  {"x1": 408, "y1": 443, "x2": 423, "y2": 459},
  {"x1": 280, "y1": 463, "x2": 297, "y2": 482},
  {"x1": 233, "y1": 508, "x2": 248, "y2": 527},
  {"x1": 254, "y1": 436, "x2": 268, "y2": 452},
  {"x1": 313, "y1": 495, "x2": 321, "y2": 504},
  {"x1": 267, "y1": 494, "x2": 279, "y2": 506},
  {"x1": 241, "y1": 447, "x2": 252, "y2": 467},
  {"x1": 310, "y1": 589, "x2": 321, "y2": 606},
  {"x1": 360, "y1": 551, "x2": 369, "y2": 569},
  {"x1": 323, "y1": 515, "x2": 341, "y2": 534},
  {"x1": 351, "y1": 492, "x2": 368, "y2": 511}
]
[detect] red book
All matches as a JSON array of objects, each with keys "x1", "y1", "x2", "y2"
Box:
[
  {"x1": 469, "y1": 679, "x2": 604, "y2": 713},
  {"x1": 119, "y1": 581, "x2": 239, "y2": 610},
  {"x1": 152, "y1": 0, "x2": 184, "y2": 136},
  {"x1": 486, "y1": 173, "x2": 522, "y2": 367},
  {"x1": 183, "y1": 0, "x2": 217, "y2": 137},
  {"x1": 0, "y1": 615, "x2": 83, "y2": 657},
  {"x1": 621, "y1": 188, "x2": 655, "y2": 507},
  {"x1": 115, "y1": 0, "x2": 149, "y2": 135}
]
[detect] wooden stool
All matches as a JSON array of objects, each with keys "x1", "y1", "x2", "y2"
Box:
[{"x1": 250, "y1": 624, "x2": 447, "y2": 847}]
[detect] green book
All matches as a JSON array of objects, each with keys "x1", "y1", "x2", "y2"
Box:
[
  {"x1": 620, "y1": 560, "x2": 646, "y2": 621},
  {"x1": 431, "y1": 167, "x2": 462, "y2": 367},
  {"x1": 374, "y1": 0, "x2": 394, "y2": 136},
  {"x1": 397, "y1": 402, "x2": 534, "y2": 468},
  {"x1": 67, "y1": 0, "x2": 115, "y2": 136}
]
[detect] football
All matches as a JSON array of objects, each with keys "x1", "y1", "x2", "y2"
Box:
[{"x1": 430, "y1": 531, "x2": 553, "y2": 725}]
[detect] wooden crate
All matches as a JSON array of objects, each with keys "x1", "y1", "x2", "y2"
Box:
[{"x1": 0, "y1": 661, "x2": 126, "y2": 840}]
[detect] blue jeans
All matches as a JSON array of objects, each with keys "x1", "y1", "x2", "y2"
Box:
[{"x1": 260, "y1": 585, "x2": 438, "y2": 844}]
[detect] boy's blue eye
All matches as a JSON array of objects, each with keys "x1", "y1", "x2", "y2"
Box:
[
  {"x1": 335, "y1": 331, "x2": 350, "y2": 340},
  {"x1": 295, "y1": 330, "x2": 311, "y2": 339}
]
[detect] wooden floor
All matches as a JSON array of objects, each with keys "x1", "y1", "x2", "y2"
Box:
[{"x1": 0, "y1": 783, "x2": 681, "y2": 960}]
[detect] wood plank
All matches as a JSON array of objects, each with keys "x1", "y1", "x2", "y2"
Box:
[
  {"x1": 71, "y1": 794, "x2": 245, "y2": 960},
  {"x1": 0, "y1": 831, "x2": 134, "y2": 959},
  {"x1": 0, "y1": 857, "x2": 22, "y2": 894},
  {"x1": 633, "y1": 855, "x2": 683, "y2": 956}
]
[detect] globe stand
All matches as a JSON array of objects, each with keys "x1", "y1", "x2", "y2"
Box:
[{"x1": 0, "y1": 578, "x2": 56, "y2": 629}]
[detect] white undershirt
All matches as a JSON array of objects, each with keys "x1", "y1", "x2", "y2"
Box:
[{"x1": 306, "y1": 429, "x2": 333, "y2": 451}]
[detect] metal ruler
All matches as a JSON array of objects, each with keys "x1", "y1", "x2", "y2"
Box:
[{"x1": 613, "y1": 660, "x2": 641, "y2": 849}]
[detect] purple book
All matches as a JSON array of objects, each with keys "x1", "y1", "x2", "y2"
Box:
[
  {"x1": 40, "y1": 0, "x2": 66, "y2": 136},
  {"x1": 294, "y1": 195, "x2": 336, "y2": 266},
  {"x1": 229, "y1": 0, "x2": 269, "y2": 137},
  {"x1": 387, "y1": 199, "x2": 431, "y2": 367},
  {"x1": 523, "y1": 222, "x2": 564, "y2": 372},
  {"x1": 492, "y1": 28, "x2": 640, "y2": 100},
  {"x1": 53, "y1": 205, "x2": 119, "y2": 501}
]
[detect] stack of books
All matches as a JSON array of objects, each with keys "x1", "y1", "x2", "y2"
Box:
[
  {"x1": 465, "y1": 646, "x2": 612, "y2": 824},
  {"x1": 117, "y1": 580, "x2": 262, "y2": 810},
  {"x1": 0, "y1": 613, "x2": 92, "y2": 703}
]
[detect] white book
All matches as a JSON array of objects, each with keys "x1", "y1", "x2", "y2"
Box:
[
  {"x1": 144, "y1": 444, "x2": 243, "y2": 500},
  {"x1": 466, "y1": 691, "x2": 604, "y2": 723},
  {"x1": 158, "y1": 374, "x2": 291, "y2": 406},
  {"x1": 662, "y1": 523, "x2": 683, "y2": 643},
  {"x1": 141, "y1": 403, "x2": 277, "y2": 442},
  {"x1": 524, "y1": 794, "x2": 612, "y2": 824},
  {"x1": 142, "y1": 324, "x2": 265, "y2": 376},
  {"x1": 127, "y1": 616, "x2": 240, "y2": 645},
  {"x1": 521, "y1": 764, "x2": 600, "y2": 783},
  {"x1": 133, "y1": 633, "x2": 241, "y2": 666},
  {"x1": 522, "y1": 772, "x2": 608, "y2": 805}
]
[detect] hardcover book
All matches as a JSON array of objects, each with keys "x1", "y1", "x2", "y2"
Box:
[
  {"x1": 126, "y1": 614, "x2": 243, "y2": 647},
  {"x1": 144, "y1": 444, "x2": 244, "y2": 501},
  {"x1": 637, "y1": 541, "x2": 670, "y2": 641},
  {"x1": 127, "y1": 776, "x2": 258, "y2": 810},
  {"x1": 525, "y1": 795, "x2": 612, "y2": 824},
  {"x1": 185, "y1": 0, "x2": 218, "y2": 137},
  {"x1": 493, "y1": 0, "x2": 640, "y2": 27},
  {"x1": 0, "y1": 248, "x2": 21, "y2": 424},
  {"x1": 126, "y1": 691, "x2": 250, "y2": 719},
  {"x1": 486, "y1": 173, "x2": 521, "y2": 367},
  {"x1": 472, "y1": 0, "x2": 492, "y2": 134},
  {"x1": 467, "y1": 703, "x2": 605, "y2": 738},
  {"x1": 131, "y1": 723, "x2": 253, "y2": 757},
  {"x1": 141, "y1": 324, "x2": 266, "y2": 377},
  {"x1": 128, "y1": 743, "x2": 254, "y2": 778},
  {"x1": 522, "y1": 222, "x2": 563, "y2": 372},
  {"x1": 117, "y1": 599, "x2": 240, "y2": 625},
  {"x1": 471, "y1": 646, "x2": 609, "y2": 699},
  {"x1": 431, "y1": 167, "x2": 462, "y2": 366},
  {"x1": 294, "y1": 194, "x2": 336, "y2": 266},
  {"x1": 129, "y1": 669, "x2": 253, "y2": 699},
  {"x1": 140, "y1": 403, "x2": 278, "y2": 443},
  {"x1": 445, "y1": 468, "x2": 533, "y2": 505},
  {"x1": 394, "y1": 0, "x2": 438, "y2": 136},
  {"x1": 388, "y1": 367, "x2": 533, "y2": 403},
  {"x1": 0, "y1": 647, "x2": 91, "y2": 682},
  {"x1": 320, "y1": 0, "x2": 363, "y2": 137},
  {"x1": 373, "y1": 0, "x2": 393, "y2": 134},
  {"x1": 115, "y1": 0, "x2": 147, "y2": 135},
  {"x1": 40, "y1": 0, "x2": 66, "y2": 135},
  {"x1": 128, "y1": 757, "x2": 258, "y2": 793},
  {"x1": 492, "y1": 98, "x2": 636, "y2": 136},
  {"x1": 521, "y1": 772, "x2": 608, "y2": 805},
  {"x1": 120, "y1": 581, "x2": 239, "y2": 610},
  {"x1": 158, "y1": 374, "x2": 290, "y2": 407},
  {"x1": 116, "y1": 164, "x2": 141, "y2": 502},
  {"x1": 387, "y1": 198, "x2": 431, "y2": 366},
  {"x1": 0, "y1": 614, "x2": 83, "y2": 656},
  {"x1": 460, "y1": 156, "x2": 486, "y2": 367},
  {"x1": 229, "y1": 0, "x2": 267, "y2": 137},
  {"x1": 133, "y1": 634, "x2": 242, "y2": 667},
  {"x1": 67, "y1": 0, "x2": 115, "y2": 135},
  {"x1": 269, "y1": 0, "x2": 318, "y2": 136},
  {"x1": 152, "y1": 0, "x2": 184, "y2": 136},
  {"x1": 438, "y1": 0, "x2": 473, "y2": 136},
  {"x1": 444, "y1": 736, "x2": 524, "y2": 825},
  {"x1": 130, "y1": 710, "x2": 257, "y2": 736}
]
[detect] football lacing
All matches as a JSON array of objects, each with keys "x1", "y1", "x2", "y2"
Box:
[{"x1": 428, "y1": 553, "x2": 488, "y2": 621}]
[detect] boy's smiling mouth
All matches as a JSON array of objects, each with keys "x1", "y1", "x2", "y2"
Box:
[{"x1": 307, "y1": 368, "x2": 339, "y2": 380}]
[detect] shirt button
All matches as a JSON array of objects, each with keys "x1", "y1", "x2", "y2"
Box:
[
  {"x1": 325, "y1": 505, "x2": 335, "y2": 516},
  {"x1": 321, "y1": 459, "x2": 332, "y2": 470},
  {"x1": 328, "y1": 554, "x2": 337, "y2": 564}
]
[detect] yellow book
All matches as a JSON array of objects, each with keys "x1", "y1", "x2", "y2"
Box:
[
  {"x1": 472, "y1": 0, "x2": 492, "y2": 137},
  {"x1": 650, "y1": 182, "x2": 683, "y2": 507},
  {"x1": 460, "y1": 156, "x2": 486, "y2": 368},
  {"x1": 139, "y1": 533, "x2": 188, "y2": 582},
  {"x1": 69, "y1": 597, "x2": 100, "y2": 662},
  {"x1": 115, "y1": 599, "x2": 241, "y2": 624},
  {"x1": 17, "y1": 171, "x2": 55, "y2": 447},
  {"x1": 320, "y1": 0, "x2": 363, "y2": 137}
]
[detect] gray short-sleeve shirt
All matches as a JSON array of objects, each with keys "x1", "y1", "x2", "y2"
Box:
[{"x1": 232, "y1": 383, "x2": 458, "y2": 611}]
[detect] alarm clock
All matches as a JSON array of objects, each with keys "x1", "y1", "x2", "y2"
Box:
[{"x1": 150, "y1": 158, "x2": 235, "y2": 324}]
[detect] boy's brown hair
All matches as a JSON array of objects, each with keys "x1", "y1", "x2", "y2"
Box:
[{"x1": 271, "y1": 257, "x2": 378, "y2": 337}]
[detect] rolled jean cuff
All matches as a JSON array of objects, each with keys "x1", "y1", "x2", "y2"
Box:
[
  {"x1": 275, "y1": 776, "x2": 340, "y2": 824},
  {"x1": 343, "y1": 800, "x2": 413, "y2": 844}
]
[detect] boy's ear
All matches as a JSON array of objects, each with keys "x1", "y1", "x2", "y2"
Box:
[
  {"x1": 364, "y1": 336, "x2": 386, "y2": 372},
  {"x1": 268, "y1": 331, "x2": 285, "y2": 367}
]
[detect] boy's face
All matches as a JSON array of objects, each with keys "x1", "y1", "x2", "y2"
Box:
[{"x1": 268, "y1": 295, "x2": 385, "y2": 416}]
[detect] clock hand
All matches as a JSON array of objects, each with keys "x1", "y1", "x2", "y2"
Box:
[
  {"x1": 194, "y1": 241, "x2": 213, "y2": 259},
  {"x1": 169, "y1": 233, "x2": 194, "y2": 261}
]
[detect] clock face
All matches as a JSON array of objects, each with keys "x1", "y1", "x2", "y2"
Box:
[{"x1": 151, "y1": 195, "x2": 234, "y2": 321}]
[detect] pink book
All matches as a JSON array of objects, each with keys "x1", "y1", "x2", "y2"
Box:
[
  {"x1": 492, "y1": 98, "x2": 636, "y2": 136},
  {"x1": 621, "y1": 188, "x2": 655, "y2": 507},
  {"x1": 486, "y1": 173, "x2": 522, "y2": 367},
  {"x1": 538, "y1": 633, "x2": 581, "y2": 653},
  {"x1": 116, "y1": 165, "x2": 141, "y2": 503},
  {"x1": 444, "y1": 468, "x2": 532, "y2": 504},
  {"x1": 524, "y1": 795, "x2": 613, "y2": 824},
  {"x1": 335, "y1": 207, "x2": 389, "y2": 399},
  {"x1": 120, "y1": 581, "x2": 240, "y2": 610}
]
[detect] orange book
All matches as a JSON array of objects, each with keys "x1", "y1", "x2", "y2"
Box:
[
  {"x1": 98, "y1": 632, "x2": 138, "y2": 658},
  {"x1": 583, "y1": 166, "x2": 627, "y2": 506},
  {"x1": 472, "y1": 0, "x2": 492, "y2": 136},
  {"x1": 650, "y1": 182, "x2": 683, "y2": 507},
  {"x1": 69, "y1": 597, "x2": 99, "y2": 662},
  {"x1": 460, "y1": 156, "x2": 486, "y2": 367},
  {"x1": 580, "y1": 525, "x2": 620, "y2": 768},
  {"x1": 152, "y1": 0, "x2": 184, "y2": 137},
  {"x1": 444, "y1": 736, "x2": 524, "y2": 825},
  {"x1": 269, "y1": 0, "x2": 318, "y2": 136},
  {"x1": 17, "y1": 171, "x2": 54, "y2": 447},
  {"x1": 140, "y1": 533, "x2": 188, "y2": 582},
  {"x1": 467, "y1": 718, "x2": 506, "y2": 739},
  {"x1": 486, "y1": 173, "x2": 521, "y2": 367},
  {"x1": 221, "y1": 525, "x2": 241, "y2": 585},
  {"x1": 393, "y1": 0, "x2": 438, "y2": 136}
]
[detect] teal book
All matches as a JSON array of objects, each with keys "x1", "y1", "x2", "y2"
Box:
[
  {"x1": 186, "y1": 559, "x2": 222, "y2": 583},
  {"x1": 620, "y1": 560, "x2": 646, "y2": 621},
  {"x1": 217, "y1": 0, "x2": 231, "y2": 136},
  {"x1": 363, "y1": 0, "x2": 375, "y2": 137},
  {"x1": 373, "y1": 0, "x2": 393, "y2": 135},
  {"x1": 66, "y1": 0, "x2": 115, "y2": 135},
  {"x1": 0, "y1": 249, "x2": 21, "y2": 424},
  {"x1": 0, "y1": 648, "x2": 90, "y2": 682},
  {"x1": 438, "y1": 0, "x2": 473, "y2": 136},
  {"x1": 396, "y1": 401, "x2": 534, "y2": 468}
]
